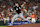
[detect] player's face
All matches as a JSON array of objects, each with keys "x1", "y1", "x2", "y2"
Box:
[{"x1": 15, "y1": 3, "x2": 19, "y2": 7}]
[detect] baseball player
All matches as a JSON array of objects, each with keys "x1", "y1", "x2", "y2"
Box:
[{"x1": 10, "y1": 2, "x2": 27, "y2": 25}]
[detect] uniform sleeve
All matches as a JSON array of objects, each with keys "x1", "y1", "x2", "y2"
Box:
[{"x1": 19, "y1": 5, "x2": 21, "y2": 8}]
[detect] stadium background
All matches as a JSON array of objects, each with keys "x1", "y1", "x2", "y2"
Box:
[{"x1": 0, "y1": 0, "x2": 40, "y2": 26}]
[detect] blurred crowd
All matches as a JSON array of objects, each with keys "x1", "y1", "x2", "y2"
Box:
[{"x1": 0, "y1": 0, "x2": 40, "y2": 24}]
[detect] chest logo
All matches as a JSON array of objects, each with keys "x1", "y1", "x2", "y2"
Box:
[{"x1": 16, "y1": 8, "x2": 18, "y2": 10}]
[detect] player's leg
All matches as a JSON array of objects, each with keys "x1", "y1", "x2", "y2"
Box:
[
  {"x1": 31, "y1": 18, "x2": 33, "y2": 23},
  {"x1": 19, "y1": 13, "x2": 25, "y2": 20},
  {"x1": 31, "y1": 18, "x2": 36, "y2": 23},
  {"x1": 33, "y1": 18, "x2": 36, "y2": 23},
  {"x1": 11, "y1": 14, "x2": 19, "y2": 24}
]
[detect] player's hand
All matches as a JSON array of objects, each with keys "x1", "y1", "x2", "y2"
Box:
[
  {"x1": 11, "y1": 9, "x2": 13, "y2": 11},
  {"x1": 21, "y1": 2, "x2": 26, "y2": 7},
  {"x1": 24, "y1": 2, "x2": 26, "y2": 4}
]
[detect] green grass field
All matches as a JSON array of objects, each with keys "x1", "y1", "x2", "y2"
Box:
[{"x1": 0, "y1": 26, "x2": 7, "y2": 27}]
